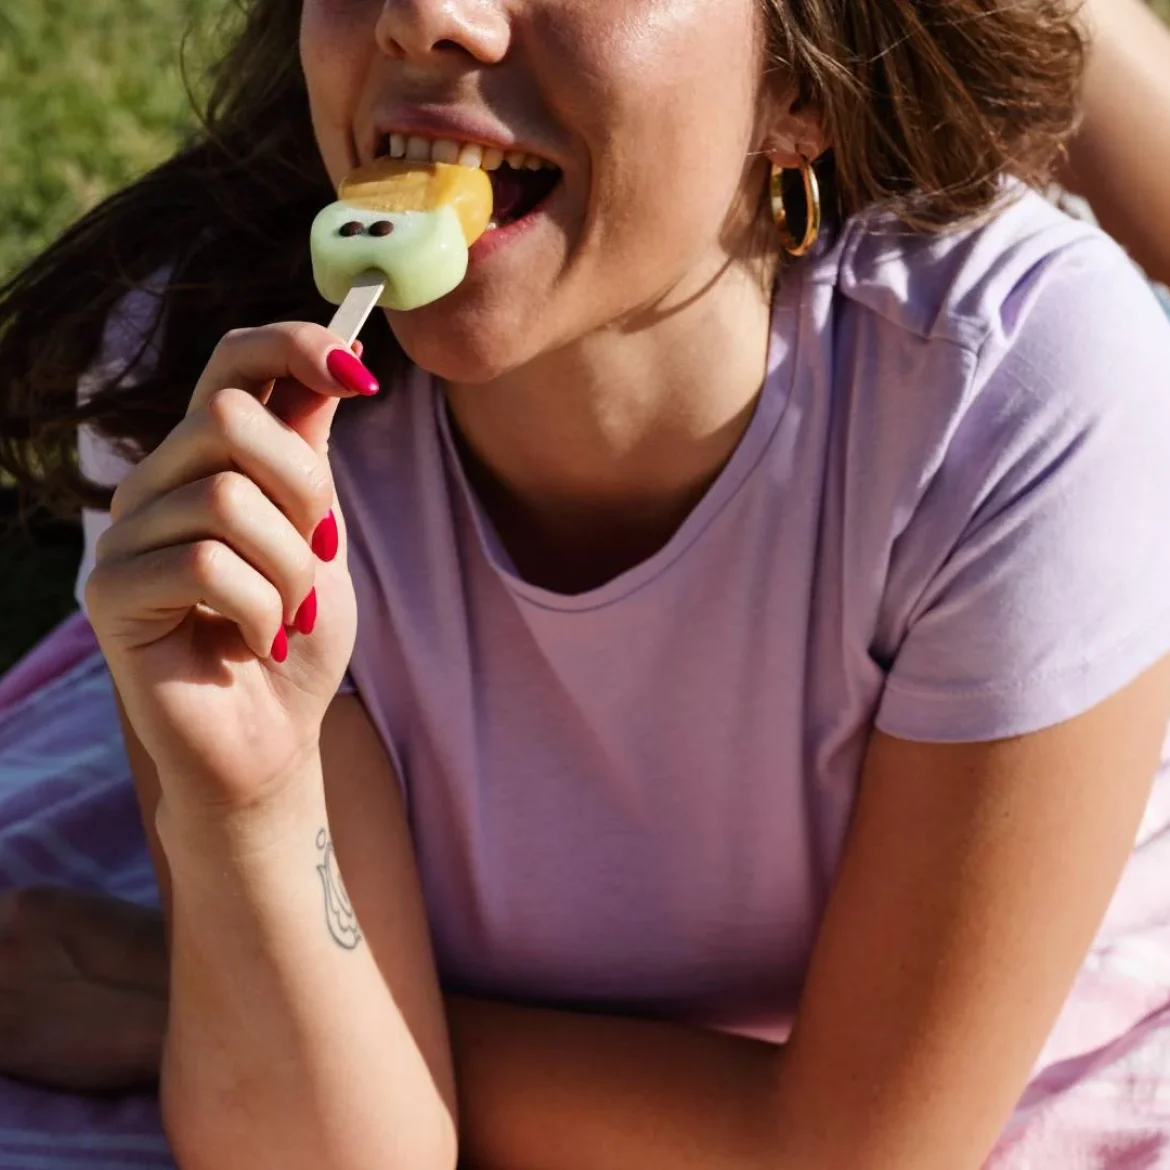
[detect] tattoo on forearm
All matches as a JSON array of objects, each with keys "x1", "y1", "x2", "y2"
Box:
[{"x1": 316, "y1": 829, "x2": 363, "y2": 950}]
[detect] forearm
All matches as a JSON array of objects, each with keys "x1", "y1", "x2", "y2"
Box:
[
  {"x1": 104, "y1": 922, "x2": 781, "y2": 1168},
  {"x1": 446, "y1": 995, "x2": 783, "y2": 1170},
  {"x1": 1063, "y1": 0, "x2": 1170, "y2": 283},
  {"x1": 156, "y1": 763, "x2": 455, "y2": 1170}
]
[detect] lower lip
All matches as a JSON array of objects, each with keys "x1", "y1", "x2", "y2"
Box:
[{"x1": 469, "y1": 178, "x2": 562, "y2": 264}]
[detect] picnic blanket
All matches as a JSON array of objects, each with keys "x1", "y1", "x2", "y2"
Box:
[{"x1": 0, "y1": 614, "x2": 1169, "y2": 1168}]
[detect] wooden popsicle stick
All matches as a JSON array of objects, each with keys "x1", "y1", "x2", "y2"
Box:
[{"x1": 327, "y1": 269, "x2": 387, "y2": 345}]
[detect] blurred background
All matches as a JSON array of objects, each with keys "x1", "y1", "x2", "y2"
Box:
[
  {"x1": 0, "y1": 0, "x2": 225, "y2": 672},
  {"x1": 1, "y1": 0, "x2": 1169, "y2": 673}
]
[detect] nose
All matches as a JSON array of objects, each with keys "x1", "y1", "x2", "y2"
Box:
[{"x1": 375, "y1": 0, "x2": 510, "y2": 68}]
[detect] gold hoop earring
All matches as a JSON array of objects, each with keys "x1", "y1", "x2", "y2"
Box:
[{"x1": 770, "y1": 155, "x2": 821, "y2": 257}]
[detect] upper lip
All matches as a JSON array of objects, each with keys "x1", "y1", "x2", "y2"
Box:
[{"x1": 366, "y1": 109, "x2": 558, "y2": 167}]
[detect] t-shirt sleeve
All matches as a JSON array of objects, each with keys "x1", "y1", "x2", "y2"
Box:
[{"x1": 875, "y1": 239, "x2": 1170, "y2": 743}]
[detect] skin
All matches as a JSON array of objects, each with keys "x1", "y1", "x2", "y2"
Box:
[
  {"x1": 302, "y1": 0, "x2": 823, "y2": 587},
  {"x1": 4, "y1": 0, "x2": 1170, "y2": 1167},
  {"x1": 1061, "y1": 0, "x2": 1170, "y2": 285}
]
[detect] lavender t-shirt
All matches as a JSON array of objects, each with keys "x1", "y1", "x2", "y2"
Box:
[{"x1": 81, "y1": 189, "x2": 1170, "y2": 1041}]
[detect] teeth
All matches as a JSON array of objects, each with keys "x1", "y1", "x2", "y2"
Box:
[
  {"x1": 405, "y1": 135, "x2": 431, "y2": 162},
  {"x1": 380, "y1": 135, "x2": 557, "y2": 174},
  {"x1": 457, "y1": 142, "x2": 484, "y2": 169}
]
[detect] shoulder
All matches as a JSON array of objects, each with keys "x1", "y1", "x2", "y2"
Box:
[
  {"x1": 803, "y1": 185, "x2": 1170, "y2": 494},
  {"x1": 815, "y1": 184, "x2": 1152, "y2": 355},
  {"x1": 819, "y1": 195, "x2": 1170, "y2": 742}
]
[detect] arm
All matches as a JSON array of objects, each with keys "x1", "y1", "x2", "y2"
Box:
[
  {"x1": 86, "y1": 321, "x2": 457, "y2": 1170},
  {"x1": 435, "y1": 657, "x2": 1170, "y2": 1170},
  {"x1": 120, "y1": 690, "x2": 456, "y2": 1170},
  {"x1": 122, "y1": 686, "x2": 785, "y2": 1165},
  {"x1": 1062, "y1": 0, "x2": 1170, "y2": 283},
  {"x1": 103, "y1": 295, "x2": 1170, "y2": 1168},
  {"x1": 110, "y1": 654, "x2": 1169, "y2": 1168}
]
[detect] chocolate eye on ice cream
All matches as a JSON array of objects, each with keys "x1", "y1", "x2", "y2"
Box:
[{"x1": 310, "y1": 158, "x2": 494, "y2": 340}]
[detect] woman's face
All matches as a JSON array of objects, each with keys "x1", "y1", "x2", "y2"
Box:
[{"x1": 300, "y1": 0, "x2": 773, "y2": 381}]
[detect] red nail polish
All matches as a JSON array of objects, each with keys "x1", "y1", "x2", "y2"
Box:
[
  {"x1": 326, "y1": 349, "x2": 379, "y2": 396},
  {"x1": 271, "y1": 627, "x2": 289, "y2": 663},
  {"x1": 294, "y1": 588, "x2": 318, "y2": 636},
  {"x1": 311, "y1": 510, "x2": 338, "y2": 562}
]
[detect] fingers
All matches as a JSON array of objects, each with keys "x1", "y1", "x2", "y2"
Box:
[
  {"x1": 190, "y1": 322, "x2": 379, "y2": 457},
  {"x1": 189, "y1": 321, "x2": 378, "y2": 413},
  {"x1": 110, "y1": 387, "x2": 333, "y2": 537},
  {"x1": 91, "y1": 321, "x2": 372, "y2": 667},
  {"x1": 97, "y1": 471, "x2": 316, "y2": 625},
  {"x1": 87, "y1": 540, "x2": 286, "y2": 662}
]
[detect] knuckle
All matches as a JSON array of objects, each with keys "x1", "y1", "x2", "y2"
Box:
[
  {"x1": 184, "y1": 540, "x2": 223, "y2": 588},
  {"x1": 215, "y1": 327, "x2": 254, "y2": 357},
  {"x1": 284, "y1": 320, "x2": 327, "y2": 354},
  {"x1": 203, "y1": 471, "x2": 251, "y2": 526},
  {"x1": 203, "y1": 385, "x2": 257, "y2": 441}
]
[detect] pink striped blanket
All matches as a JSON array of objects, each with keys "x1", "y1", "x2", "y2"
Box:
[{"x1": 0, "y1": 614, "x2": 1168, "y2": 1168}]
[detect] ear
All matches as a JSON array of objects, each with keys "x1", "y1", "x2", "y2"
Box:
[{"x1": 760, "y1": 89, "x2": 829, "y2": 169}]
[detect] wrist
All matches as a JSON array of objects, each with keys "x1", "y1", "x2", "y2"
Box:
[{"x1": 156, "y1": 748, "x2": 327, "y2": 879}]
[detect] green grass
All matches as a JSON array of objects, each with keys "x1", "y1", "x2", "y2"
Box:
[
  {"x1": 0, "y1": 0, "x2": 225, "y2": 280},
  {"x1": 0, "y1": 0, "x2": 222, "y2": 672}
]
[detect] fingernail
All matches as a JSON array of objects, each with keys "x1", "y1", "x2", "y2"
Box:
[
  {"x1": 326, "y1": 349, "x2": 379, "y2": 396},
  {"x1": 294, "y1": 588, "x2": 318, "y2": 636},
  {"x1": 271, "y1": 627, "x2": 289, "y2": 663},
  {"x1": 311, "y1": 510, "x2": 338, "y2": 562}
]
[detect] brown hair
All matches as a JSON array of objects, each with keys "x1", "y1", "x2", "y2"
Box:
[{"x1": 0, "y1": 0, "x2": 1084, "y2": 512}]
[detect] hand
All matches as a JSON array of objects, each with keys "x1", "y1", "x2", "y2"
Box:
[
  {"x1": 0, "y1": 887, "x2": 167, "y2": 1092},
  {"x1": 86, "y1": 324, "x2": 377, "y2": 812}
]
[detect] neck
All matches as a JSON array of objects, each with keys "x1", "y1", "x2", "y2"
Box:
[{"x1": 444, "y1": 262, "x2": 777, "y2": 592}]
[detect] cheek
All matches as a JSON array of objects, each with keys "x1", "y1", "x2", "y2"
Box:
[
  {"x1": 539, "y1": 0, "x2": 763, "y2": 244},
  {"x1": 300, "y1": 0, "x2": 375, "y2": 182}
]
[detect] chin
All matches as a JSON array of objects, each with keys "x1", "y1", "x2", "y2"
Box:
[
  {"x1": 387, "y1": 313, "x2": 532, "y2": 385},
  {"x1": 385, "y1": 288, "x2": 550, "y2": 385}
]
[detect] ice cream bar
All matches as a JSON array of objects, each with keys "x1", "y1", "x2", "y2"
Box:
[{"x1": 311, "y1": 159, "x2": 493, "y2": 341}]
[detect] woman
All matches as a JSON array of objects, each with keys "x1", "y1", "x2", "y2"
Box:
[{"x1": 1, "y1": 0, "x2": 1170, "y2": 1167}]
